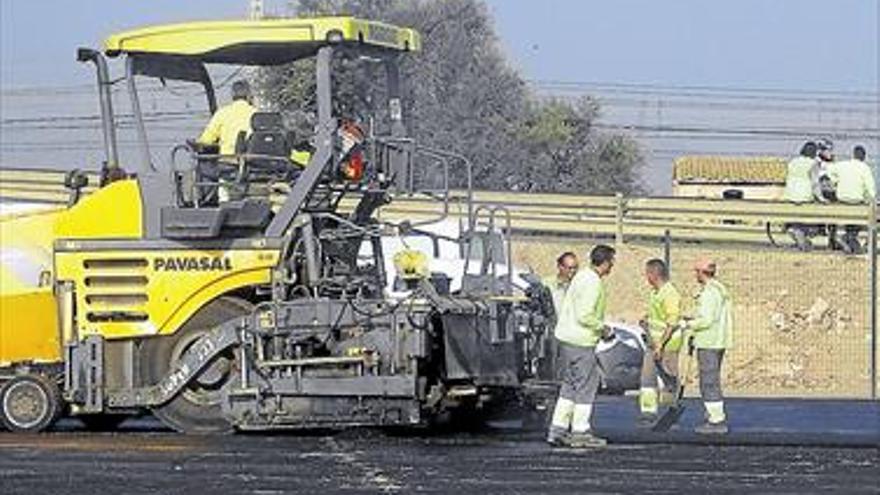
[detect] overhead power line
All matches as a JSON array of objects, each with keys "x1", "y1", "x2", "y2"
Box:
[
  {"x1": 592, "y1": 123, "x2": 880, "y2": 140},
  {"x1": 0, "y1": 110, "x2": 208, "y2": 125},
  {"x1": 529, "y1": 79, "x2": 880, "y2": 101}
]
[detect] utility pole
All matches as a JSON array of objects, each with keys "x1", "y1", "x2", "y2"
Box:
[
  {"x1": 248, "y1": 0, "x2": 265, "y2": 108},
  {"x1": 250, "y1": 0, "x2": 264, "y2": 20}
]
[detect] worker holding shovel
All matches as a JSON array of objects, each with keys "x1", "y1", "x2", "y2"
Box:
[{"x1": 637, "y1": 259, "x2": 683, "y2": 427}]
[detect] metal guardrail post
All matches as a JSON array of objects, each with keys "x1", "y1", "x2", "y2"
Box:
[
  {"x1": 615, "y1": 192, "x2": 625, "y2": 245},
  {"x1": 663, "y1": 229, "x2": 671, "y2": 272},
  {"x1": 869, "y1": 201, "x2": 878, "y2": 400}
]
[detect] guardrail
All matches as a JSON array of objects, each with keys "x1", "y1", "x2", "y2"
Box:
[
  {"x1": 367, "y1": 191, "x2": 877, "y2": 247},
  {"x1": 0, "y1": 168, "x2": 100, "y2": 204},
  {"x1": 1, "y1": 167, "x2": 876, "y2": 246}
]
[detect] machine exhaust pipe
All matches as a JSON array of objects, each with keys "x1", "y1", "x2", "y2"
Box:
[{"x1": 77, "y1": 47, "x2": 120, "y2": 174}]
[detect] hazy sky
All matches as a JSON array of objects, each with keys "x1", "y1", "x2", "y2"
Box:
[
  {"x1": 488, "y1": 0, "x2": 878, "y2": 92},
  {"x1": 1, "y1": 0, "x2": 877, "y2": 92}
]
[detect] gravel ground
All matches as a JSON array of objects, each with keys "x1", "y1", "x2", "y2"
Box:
[{"x1": 513, "y1": 239, "x2": 875, "y2": 398}]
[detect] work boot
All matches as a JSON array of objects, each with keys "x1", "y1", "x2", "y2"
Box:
[
  {"x1": 695, "y1": 421, "x2": 729, "y2": 435},
  {"x1": 566, "y1": 431, "x2": 607, "y2": 448},
  {"x1": 851, "y1": 241, "x2": 865, "y2": 255},
  {"x1": 546, "y1": 426, "x2": 569, "y2": 447},
  {"x1": 636, "y1": 413, "x2": 657, "y2": 429}
]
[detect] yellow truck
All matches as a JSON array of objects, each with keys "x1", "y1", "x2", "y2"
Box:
[{"x1": 0, "y1": 17, "x2": 553, "y2": 433}]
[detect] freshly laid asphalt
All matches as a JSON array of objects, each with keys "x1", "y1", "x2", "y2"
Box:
[
  {"x1": 0, "y1": 398, "x2": 876, "y2": 494},
  {"x1": 588, "y1": 397, "x2": 880, "y2": 447}
]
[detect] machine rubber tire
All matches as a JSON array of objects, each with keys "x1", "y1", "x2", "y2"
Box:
[
  {"x1": 0, "y1": 374, "x2": 62, "y2": 433},
  {"x1": 139, "y1": 296, "x2": 253, "y2": 434}
]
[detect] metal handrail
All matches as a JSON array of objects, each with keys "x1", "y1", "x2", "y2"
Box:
[{"x1": 371, "y1": 138, "x2": 475, "y2": 228}]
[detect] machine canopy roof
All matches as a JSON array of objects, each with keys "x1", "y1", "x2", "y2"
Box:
[{"x1": 104, "y1": 17, "x2": 421, "y2": 65}]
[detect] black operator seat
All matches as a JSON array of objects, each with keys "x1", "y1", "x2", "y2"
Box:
[{"x1": 235, "y1": 112, "x2": 299, "y2": 182}]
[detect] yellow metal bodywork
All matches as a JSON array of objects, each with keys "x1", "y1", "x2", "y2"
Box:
[
  {"x1": 55, "y1": 180, "x2": 143, "y2": 239},
  {"x1": 2, "y1": 15, "x2": 422, "y2": 369},
  {"x1": 0, "y1": 180, "x2": 144, "y2": 366},
  {"x1": 54, "y1": 245, "x2": 278, "y2": 340},
  {"x1": 0, "y1": 291, "x2": 59, "y2": 365},
  {"x1": 1, "y1": 178, "x2": 281, "y2": 365},
  {"x1": 104, "y1": 17, "x2": 421, "y2": 62}
]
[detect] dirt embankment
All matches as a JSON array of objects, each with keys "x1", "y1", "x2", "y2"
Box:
[{"x1": 512, "y1": 237, "x2": 876, "y2": 398}]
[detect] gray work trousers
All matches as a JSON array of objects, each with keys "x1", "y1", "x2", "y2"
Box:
[
  {"x1": 697, "y1": 349, "x2": 725, "y2": 402},
  {"x1": 557, "y1": 341, "x2": 601, "y2": 404},
  {"x1": 641, "y1": 350, "x2": 679, "y2": 391}
]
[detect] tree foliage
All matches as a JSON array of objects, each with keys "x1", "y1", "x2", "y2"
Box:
[
  {"x1": 517, "y1": 97, "x2": 643, "y2": 193},
  {"x1": 266, "y1": 0, "x2": 643, "y2": 194}
]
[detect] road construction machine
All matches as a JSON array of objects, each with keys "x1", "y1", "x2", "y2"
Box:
[{"x1": 0, "y1": 17, "x2": 558, "y2": 433}]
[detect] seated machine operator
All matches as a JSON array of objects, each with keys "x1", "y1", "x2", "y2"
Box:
[
  {"x1": 194, "y1": 80, "x2": 311, "y2": 204},
  {"x1": 197, "y1": 80, "x2": 256, "y2": 157},
  {"x1": 197, "y1": 79, "x2": 311, "y2": 167}
]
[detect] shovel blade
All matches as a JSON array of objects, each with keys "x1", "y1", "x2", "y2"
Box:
[{"x1": 652, "y1": 404, "x2": 685, "y2": 432}]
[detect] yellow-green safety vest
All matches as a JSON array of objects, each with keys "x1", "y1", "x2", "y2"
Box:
[
  {"x1": 554, "y1": 267, "x2": 607, "y2": 348},
  {"x1": 828, "y1": 159, "x2": 877, "y2": 204},
  {"x1": 646, "y1": 281, "x2": 683, "y2": 352},
  {"x1": 783, "y1": 156, "x2": 816, "y2": 203},
  {"x1": 198, "y1": 99, "x2": 257, "y2": 156},
  {"x1": 689, "y1": 278, "x2": 733, "y2": 350}
]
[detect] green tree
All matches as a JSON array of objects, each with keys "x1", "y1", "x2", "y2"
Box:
[
  {"x1": 518, "y1": 97, "x2": 643, "y2": 193},
  {"x1": 268, "y1": 0, "x2": 643, "y2": 194}
]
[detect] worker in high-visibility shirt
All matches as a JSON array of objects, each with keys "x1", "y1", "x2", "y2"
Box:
[
  {"x1": 682, "y1": 258, "x2": 733, "y2": 435},
  {"x1": 828, "y1": 145, "x2": 877, "y2": 253},
  {"x1": 637, "y1": 258, "x2": 683, "y2": 427},
  {"x1": 542, "y1": 252, "x2": 579, "y2": 377},
  {"x1": 542, "y1": 251, "x2": 579, "y2": 316},
  {"x1": 784, "y1": 141, "x2": 820, "y2": 250},
  {"x1": 547, "y1": 244, "x2": 615, "y2": 448},
  {"x1": 784, "y1": 141, "x2": 819, "y2": 203},
  {"x1": 831, "y1": 145, "x2": 877, "y2": 204},
  {"x1": 198, "y1": 80, "x2": 256, "y2": 156}
]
